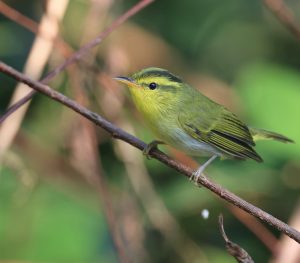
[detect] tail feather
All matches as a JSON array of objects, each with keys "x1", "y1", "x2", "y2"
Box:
[{"x1": 250, "y1": 127, "x2": 294, "y2": 143}]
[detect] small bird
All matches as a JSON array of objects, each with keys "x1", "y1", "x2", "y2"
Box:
[{"x1": 114, "y1": 67, "x2": 293, "y2": 181}]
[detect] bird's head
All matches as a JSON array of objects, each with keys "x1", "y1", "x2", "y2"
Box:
[{"x1": 114, "y1": 67, "x2": 185, "y2": 112}]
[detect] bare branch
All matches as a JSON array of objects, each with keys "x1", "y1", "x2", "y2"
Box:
[
  {"x1": 264, "y1": 0, "x2": 300, "y2": 41},
  {"x1": 0, "y1": 1, "x2": 39, "y2": 34},
  {"x1": 1, "y1": 61, "x2": 300, "y2": 244},
  {"x1": 0, "y1": 0, "x2": 74, "y2": 57},
  {"x1": 67, "y1": 2, "x2": 129, "y2": 260},
  {"x1": 0, "y1": 0, "x2": 155, "y2": 124},
  {"x1": 219, "y1": 214, "x2": 254, "y2": 263},
  {"x1": 228, "y1": 205, "x2": 278, "y2": 254},
  {"x1": 0, "y1": 0, "x2": 69, "y2": 162}
]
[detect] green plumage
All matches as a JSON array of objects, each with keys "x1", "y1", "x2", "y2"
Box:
[
  {"x1": 177, "y1": 88, "x2": 263, "y2": 162},
  {"x1": 115, "y1": 67, "x2": 294, "y2": 175}
]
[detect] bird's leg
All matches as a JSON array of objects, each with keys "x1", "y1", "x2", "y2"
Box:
[
  {"x1": 190, "y1": 154, "x2": 218, "y2": 184},
  {"x1": 143, "y1": 140, "x2": 165, "y2": 159}
]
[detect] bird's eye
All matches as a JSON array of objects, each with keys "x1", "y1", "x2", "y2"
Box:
[{"x1": 148, "y1": 82, "x2": 157, "y2": 90}]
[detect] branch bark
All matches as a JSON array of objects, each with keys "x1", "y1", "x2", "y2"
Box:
[
  {"x1": 0, "y1": 0, "x2": 69, "y2": 160},
  {"x1": 219, "y1": 214, "x2": 254, "y2": 263},
  {"x1": 264, "y1": 0, "x2": 300, "y2": 41},
  {"x1": 1, "y1": 61, "x2": 300, "y2": 244},
  {"x1": 0, "y1": 0, "x2": 155, "y2": 124},
  {"x1": 0, "y1": 1, "x2": 39, "y2": 34}
]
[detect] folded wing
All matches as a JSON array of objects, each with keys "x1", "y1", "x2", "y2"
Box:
[{"x1": 179, "y1": 109, "x2": 263, "y2": 162}]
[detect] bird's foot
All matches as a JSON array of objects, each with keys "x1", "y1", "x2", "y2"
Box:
[
  {"x1": 143, "y1": 140, "x2": 165, "y2": 159},
  {"x1": 190, "y1": 155, "x2": 218, "y2": 186},
  {"x1": 190, "y1": 167, "x2": 205, "y2": 186}
]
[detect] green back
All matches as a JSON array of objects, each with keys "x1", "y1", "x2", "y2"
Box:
[{"x1": 178, "y1": 87, "x2": 263, "y2": 162}]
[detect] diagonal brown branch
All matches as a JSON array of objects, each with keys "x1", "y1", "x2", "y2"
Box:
[
  {"x1": 1, "y1": 61, "x2": 300, "y2": 244},
  {"x1": 0, "y1": 1, "x2": 39, "y2": 34},
  {"x1": 228, "y1": 205, "x2": 278, "y2": 254},
  {"x1": 264, "y1": 0, "x2": 300, "y2": 41},
  {"x1": 0, "y1": 0, "x2": 74, "y2": 57},
  {"x1": 0, "y1": 0, "x2": 155, "y2": 124},
  {"x1": 0, "y1": 0, "x2": 69, "y2": 161}
]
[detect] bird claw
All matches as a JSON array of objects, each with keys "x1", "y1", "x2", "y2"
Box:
[
  {"x1": 189, "y1": 155, "x2": 218, "y2": 186},
  {"x1": 143, "y1": 140, "x2": 164, "y2": 159},
  {"x1": 143, "y1": 145, "x2": 153, "y2": 160},
  {"x1": 190, "y1": 168, "x2": 204, "y2": 186}
]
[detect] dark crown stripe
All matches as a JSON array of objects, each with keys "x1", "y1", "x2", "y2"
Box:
[{"x1": 142, "y1": 69, "x2": 183, "y2": 83}]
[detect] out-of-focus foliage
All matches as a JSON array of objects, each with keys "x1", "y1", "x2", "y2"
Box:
[{"x1": 1, "y1": 0, "x2": 300, "y2": 262}]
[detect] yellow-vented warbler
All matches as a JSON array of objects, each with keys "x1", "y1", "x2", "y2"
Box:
[{"x1": 114, "y1": 67, "x2": 293, "y2": 180}]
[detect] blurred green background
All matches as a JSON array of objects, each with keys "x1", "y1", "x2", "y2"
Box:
[{"x1": 1, "y1": 0, "x2": 300, "y2": 262}]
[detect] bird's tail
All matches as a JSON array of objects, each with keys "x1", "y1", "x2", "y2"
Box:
[{"x1": 250, "y1": 127, "x2": 294, "y2": 143}]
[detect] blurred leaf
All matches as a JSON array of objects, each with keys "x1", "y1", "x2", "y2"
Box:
[
  {"x1": 235, "y1": 63, "x2": 300, "y2": 159},
  {"x1": 0, "y1": 171, "x2": 116, "y2": 262},
  {"x1": 0, "y1": 22, "x2": 23, "y2": 56}
]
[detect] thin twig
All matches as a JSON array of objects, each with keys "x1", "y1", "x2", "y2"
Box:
[
  {"x1": 115, "y1": 122, "x2": 208, "y2": 263},
  {"x1": 0, "y1": 0, "x2": 69, "y2": 160},
  {"x1": 0, "y1": 0, "x2": 155, "y2": 124},
  {"x1": 0, "y1": 1, "x2": 39, "y2": 34},
  {"x1": 1, "y1": 61, "x2": 300, "y2": 244},
  {"x1": 228, "y1": 205, "x2": 278, "y2": 254},
  {"x1": 68, "y1": 1, "x2": 129, "y2": 260},
  {"x1": 219, "y1": 215, "x2": 254, "y2": 263},
  {"x1": 271, "y1": 201, "x2": 300, "y2": 263},
  {"x1": 68, "y1": 69, "x2": 129, "y2": 262},
  {"x1": 264, "y1": 0, "x2": 300, "y2": 41},
  {"x1": 0, "y1": 0, "x2": 74, "y2": 57},
  {"x1": 74, "y1": 119, "x2": 130, "y2": 263}
]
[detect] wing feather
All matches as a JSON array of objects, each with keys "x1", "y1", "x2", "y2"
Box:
[
  {"x1": 209, "y1": 130, "x2": 262, "y2": 161},
  {"x1": 179, "y1": 108, "x2": 263, "y2": 162}
]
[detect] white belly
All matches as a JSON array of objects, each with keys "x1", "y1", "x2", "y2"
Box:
[{"x1": 163, "y1": 127, "x2": 222, "y2": 157}]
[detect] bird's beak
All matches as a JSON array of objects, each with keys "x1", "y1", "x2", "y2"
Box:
[{"x1": 113, "y1": 76, "x2": 139, "y2": 88}]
